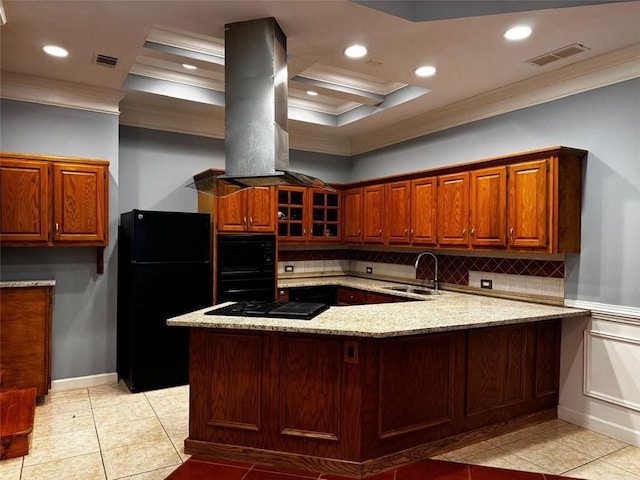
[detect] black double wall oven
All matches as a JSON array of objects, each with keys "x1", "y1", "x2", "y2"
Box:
[{"x1": 216, "y1": 234, "x2": 276, "y2": 302}]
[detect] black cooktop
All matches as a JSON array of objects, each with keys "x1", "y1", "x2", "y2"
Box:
[{"x1": 205, "y1": 301, "x2": 329, "y2": 321}]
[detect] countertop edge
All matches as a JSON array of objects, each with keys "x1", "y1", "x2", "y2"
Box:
[{"x1": 1, "y1": 280, "x2": 56, "y2": 288}]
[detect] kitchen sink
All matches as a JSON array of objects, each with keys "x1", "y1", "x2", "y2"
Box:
[{"x1": 384, "y1": 286, "x2": 437, "y2": 295}]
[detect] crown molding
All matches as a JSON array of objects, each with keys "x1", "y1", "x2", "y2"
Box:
[
  {"x1": 351, "y1": 44, "x2": 640, "y2": 155},
  {"x1": 0, "y1": 72, "x2": 124, "y2": 115}
]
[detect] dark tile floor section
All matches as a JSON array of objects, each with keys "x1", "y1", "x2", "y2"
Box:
[{"x1": 166, "y1": 457, "x2": 581, "y2": 480}]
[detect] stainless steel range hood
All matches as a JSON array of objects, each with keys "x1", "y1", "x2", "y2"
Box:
[{"x1": 193, "y1": 17, "x2": 334, "y2": 195}]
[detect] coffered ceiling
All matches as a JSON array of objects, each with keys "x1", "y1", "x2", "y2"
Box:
[{"x1": 1, "y1": 1, "x2": 639, "y2": 156}]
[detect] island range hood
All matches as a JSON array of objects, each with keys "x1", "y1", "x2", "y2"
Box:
[{"x1": 193, "y1": 17, "x2": 334, "y2": 195}]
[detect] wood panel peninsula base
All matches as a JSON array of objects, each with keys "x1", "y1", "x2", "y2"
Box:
[{"x1": 185, "y1": 319, "x2": 563, "y2": 478}]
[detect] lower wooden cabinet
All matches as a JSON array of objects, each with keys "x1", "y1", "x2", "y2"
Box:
[
  {"x1": 0, "y1": 285, "x2": 53, "y2": 400},
  {"x1": 187, "y1": 319, "x2": 561, "y2": 469}
]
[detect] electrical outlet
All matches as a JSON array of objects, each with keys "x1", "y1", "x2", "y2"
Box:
[
  {"x1": 366, "y1": 266, "x2": 373, "y2": 274},
  {"x1": 480, "y1": 279, "x2": 493, "y2": 289},
  {"x1": 285, "y1": 265, "x2": 294, "y2": 273}
]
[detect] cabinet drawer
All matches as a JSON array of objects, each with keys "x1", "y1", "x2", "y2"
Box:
[{"x1": 337, "y1": 288, "x2": 365, "y2": 305}]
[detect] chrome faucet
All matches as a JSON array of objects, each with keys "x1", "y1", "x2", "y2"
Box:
[{"x1": 414, "y1": 251, "x2": 439, "y2": 293}]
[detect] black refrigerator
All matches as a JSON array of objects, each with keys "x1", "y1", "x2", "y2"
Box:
[{"x1": 117, "y1": 209, "x2": 212, "y2": 392}]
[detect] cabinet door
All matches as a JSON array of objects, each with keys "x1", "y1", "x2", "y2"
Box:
[
  {"x1": 437, "y1": 172, "x2": 469, "y2": 246},
  {"x1": 217, "y1": 186, "x2": 248, "y2": 232},
  {"x1": 410, "y1": 177, "x2": 437, "y2": 246},
  {"x1": 309, "y1": 189, "x2": 341, "y2": 243},
  {"x1": 385, "y1": 181, "x2": 410, "y2": 244},
  {"x1": 247, "y1": 186, "x2": 275, "y2": 232},
  {"x1": 470, "y1": 166, "x2": 507, "y2": 247},
  {"x1": 277, "y1": 187, "x2": 306, "y2": 241},
  {"x1": 53, "y1": 163, "x2": 107, "y2": 244},
  {"x1": 0, "y1": 286, "x2": 52, "y2": 398},
  {"x1": 343, "y1": 188, "x2": 363, "y2": 243},
  {"x1": 363, "y1": 184, "x2": 384, "y2": 243},
  {"x1": 508, "y1": 160, "x2": 548, "y2": 249},
  {"x1": 0, "y1": 158, "x2": 50, "y2": 243}
]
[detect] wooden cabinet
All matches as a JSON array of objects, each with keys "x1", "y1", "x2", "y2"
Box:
[
  {"x1": 277, "y1": 187, "x2": 341, "y2": 243},
  {"x1": 410, "y1": 176, "x2": 437, "y2": 246},
  {"x1": 0, "y1": 158, "x2": 50, "y2": 243},
  {"x1": 0, "y1": 153, "x2": 109, "y2": 247},
  {"x1": 437, "y1": 172, "x2": 469, "y2": 247},
  {"x1": 336, "y1": 287, "x2": 366, "y2": 305},
  {"x1": 217, "y1": 186, "x2": 275, "y2": 233},
  {"x1": 277, "y1": 187, "x2": 306, "y2": 241},
  {"x1": 385, "y1": 181, "x2": 411, "y2": 245},
  {"x1": 0, "y1": 284, "x2": 53, "y2": 400},
  {"x1": 362, "y1": 184, "x2": 385, "y2": 244},
  {"x1": 187, "y1": 319, "x2": 562, "y2": 473},
  {"x1": 507, "y1": 159, "x2": 548, "y2": 250},
  {"x1": 343, "y1": 188, "x2": 363, "y2": 243},
  {"x1": 309, "y1": 189, "x2": 341, "y2": 243},
  {"x1": 469, "y1": 166, "x2": 507, "y2": 247}
]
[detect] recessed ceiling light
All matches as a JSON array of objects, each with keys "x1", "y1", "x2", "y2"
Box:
[
  {"x1": 415, "y1": 65, "x2": 436, "y2": 77},
  {"x1": 344, "y1": 44, "x2": 367, "y2": 58},
  {"x1": 306, "y1": 90, "x2": 319, "y2": 96},
  {"x1": 43, "y1": 45, "x2": 68, "y2": 57},
  {"x1": 504, "y1": 25, "x2": 532, "y2": 41},
  {"x1": 182, "y1": 64, "x2": 197, "y2": 70}
]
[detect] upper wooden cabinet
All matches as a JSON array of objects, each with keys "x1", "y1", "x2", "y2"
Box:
[
  {"x1": 0, "y1": 153, "x2": 109, "y2": 247},
  {"x1": 309, "y1": 189, "x2": 341, "y2": 243},
  {"x1": 410, "y1": 177, "x2": 437, "y2": 246},
  {"x1": 385, "y1": 181, "x2": 411, "y2": 245},
  {"x1": 362, "y1": 184, "x2": 385, "y2": 244},
  {"x1": 217, "y1": 186, "x2": 275, "y2": 233},
  {"x1": 343, "y1": 187, "x2": 363, "y2": 243},
  {"x1": 437, "y1": 172, "x2": 469, "y2": 247},
  {"x1": 470, "y1": 166, "x2": 507, "y2": 248},
  {"x1": 507, "y1": 160, "x2": 548, "y2": 249},
  {"x1": 277, "y1": 187, "x2": 306, "y2": 241},
  {"x1": 277, "y1": 187, "x2": 341, "y2": 243}
]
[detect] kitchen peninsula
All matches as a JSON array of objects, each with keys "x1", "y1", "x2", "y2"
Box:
[{"x1": 168, "y1": 278, "x2": 589, "y2": 478}]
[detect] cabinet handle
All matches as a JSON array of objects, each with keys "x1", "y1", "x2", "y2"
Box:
[
  {"x1": 249, "y1": 217, "x2": 253, "y2": 226},
  {"x1": 404, "y1": 228, "x2": 408, "y2": 235},
  {"x1": 243, "y1": 216, "x2": 247, "y2": 226},
  {"x1": 55, "y1": 223, "x2": 59, "y2": 237},
  {"x1": 471, "y1": 228, "x2": 475, "y2": 237},
  {"x1": 509, "y1": 228, "x2": 514, "y2": 238},
  {"x1": 462, "y1": 228, "x2": 466, "y2": 237},
  {"x1": 303, "y1": 228, "x2": 306, "y2": 235},
  {"x1": 378, "y1": 229, "x2": 382, "y2": 235}
]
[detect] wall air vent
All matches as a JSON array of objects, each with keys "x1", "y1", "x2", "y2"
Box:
[
  {"x1": 527, "y1": 43, "x2": 590, "y2": 67},
  {"x1": 94, "y1": 53, "x2": 119, "y2": 68}
]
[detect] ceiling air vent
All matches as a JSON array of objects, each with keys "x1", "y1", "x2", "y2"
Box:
[
  {"x1": 94, "y1": 53, "x2": 119, "y2": 68},
  {"x1": 527, "y1": 43, "x2": 590, "y2": 67}
]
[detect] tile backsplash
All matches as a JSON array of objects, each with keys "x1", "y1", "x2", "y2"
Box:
[{"x1": 278, "y1": 249, "x2": 565, "y2": 299}]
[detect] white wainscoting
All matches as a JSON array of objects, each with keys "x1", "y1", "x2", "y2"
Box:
[{"x1": 559, "y1": 301, "x2": 640, "y2": 446}]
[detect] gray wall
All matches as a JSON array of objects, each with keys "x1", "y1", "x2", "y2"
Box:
[
  {"x1": 119, "y1": 126, "x2": 352, "y2": 214},
  {"x1": 351, "y1": 78, "x2": 640, "y2": 308},
  {"x1": 0, "y1": 99, "x2": 119, "y2": 380}
]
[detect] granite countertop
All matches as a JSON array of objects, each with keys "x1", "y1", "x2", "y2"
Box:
[
  {"x1": 167, "y1": 276, "x2": 590, "y2": 338},
  {"x1": 0, "y1": 280, "x2": 56, "y2": 288}
]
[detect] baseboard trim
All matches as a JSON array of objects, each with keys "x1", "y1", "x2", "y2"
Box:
[
  {"x1": 50, "y1": 372, "x2": 118, "y2": 392},
  {"x1": 558, "y1": 405, "x2": 640, "y2": 447}
]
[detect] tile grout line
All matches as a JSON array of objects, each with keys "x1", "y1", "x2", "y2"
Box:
[{"x1": 88, "y1": 386, "x2": 110, "y2": 480}]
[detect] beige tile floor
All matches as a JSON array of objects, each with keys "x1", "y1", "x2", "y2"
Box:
[{"x1": 1, "y1": 382, "x2": 639, "y2": 480}]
